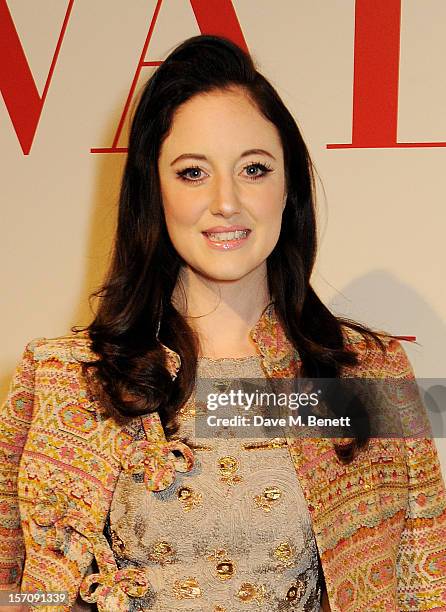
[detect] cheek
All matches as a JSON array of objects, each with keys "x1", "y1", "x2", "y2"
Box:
[
  {"x1": 253, "y1": 191, "x2": 285, "y2": 253},
  {"x1": 162, "y1": 186, "x2": 201, "y2": 228},
  {"x1": 255, "y1": 188, "x2": 285, "y2": 226},
  {"x1": 256, "y1": 174, "x2": 285, "y2": 212}
]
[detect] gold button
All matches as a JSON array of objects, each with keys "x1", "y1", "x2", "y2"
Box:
[
  {"x1": 218, "y1": 456, "x2": 239, "y2": 475},
  {"x1": 217, "y1": 456, "x2": 242, "y2": 486},
  {"x1": 173, "y1": 577, "x2": 202, "y2": 599},
  {"x1": 263, "y1": 486, "x2": 281, "y2": 501},
  {"x1": 177, "y1": 486, "x2": 202, "y2": 511},
  {"x1": 254, "y1": 485, "x2": 283, "y2": 511},
  {"x1": 153, "y1": 541, "x2": 173, "y2": 554},
  {"x1": 274, "y1": 541, "x2": 293, "y2": 562},
  {"x1": 236, "y1": 582, "x2": 256, "y2": 602},
  {"x1": 286, "y1": 586, "x2": 298, "y2": 601},
  {"x1": 216, "y1": 560, "x2": 235, "y2": 580},
  {"x1": 148, "y1": 540, "x2": 176, "y2": 564},
  {"x1": 177, "y1": 486, "x2": 192, "y2": 500},
  {"x1": 285, "y1": 579, "x2": 306, "y2": 601}
]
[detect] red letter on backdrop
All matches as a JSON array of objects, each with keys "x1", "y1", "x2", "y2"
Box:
[
  {"x1": 0, "y1": 0, "x2": 74, "y2": 154},
  {"x1": 352, "y1": 0, "x2": 401, "y2": 147},
  {"x1": 91, "y1": 0, "x2": 247, "y2": 153},
  {"x1": 328, "y1": 0, "x2": 446, "y2": 149}
]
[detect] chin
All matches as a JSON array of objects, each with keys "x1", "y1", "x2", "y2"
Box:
[{"x1": 197, "y1": 264, "x2": 255, "y2": 283}]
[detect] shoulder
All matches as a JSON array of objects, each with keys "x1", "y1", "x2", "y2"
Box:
[
  {"x1": 341, "y1": 324, "x2": 415, "y2": 379},
  {"x1": 24, "y1": 331, "x2": 96, "y2": 364}
]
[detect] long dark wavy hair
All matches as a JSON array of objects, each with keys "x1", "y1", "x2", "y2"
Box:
[{"x1": 80, "y1": 34, "x2": 385, "y2": 462}]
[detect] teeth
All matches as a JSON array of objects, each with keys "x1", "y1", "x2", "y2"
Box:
[{"x1": 206, "y1": 230, "x2": 249, "y2": 241}]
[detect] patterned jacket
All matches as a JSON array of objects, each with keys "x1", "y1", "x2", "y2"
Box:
[{"x1": 1, "y1": 304, "x2": 446, "y2": 611}]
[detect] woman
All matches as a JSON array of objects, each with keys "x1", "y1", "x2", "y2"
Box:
[{"x1": 1, "y1": 35, "x2": 445, "y2": 612}]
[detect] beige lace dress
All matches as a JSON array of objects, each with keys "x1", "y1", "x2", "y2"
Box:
[{"x1": 76, "y1": 356, "x2": 322, "y2": 611}]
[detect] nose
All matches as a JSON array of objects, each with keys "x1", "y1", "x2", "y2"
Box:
[{"x1": 208, "y1": 172, "x2": 241, "y2": 218}]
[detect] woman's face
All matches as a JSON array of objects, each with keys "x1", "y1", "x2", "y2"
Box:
[{"x1": 158, "y1": 88, "x2": 286, "y2": 283}]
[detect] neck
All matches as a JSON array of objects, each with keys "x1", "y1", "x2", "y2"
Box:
[{"x1": 172, "y1": 264, "x2": 271, "y2": 358}]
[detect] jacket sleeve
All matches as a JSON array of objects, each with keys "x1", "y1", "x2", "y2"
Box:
[
  {"x1": 388, "y1": 340, "x2": 446, "y2": 610},
  {"x1": 0, "y1": 341, "x2": 40, "y2": 590}
]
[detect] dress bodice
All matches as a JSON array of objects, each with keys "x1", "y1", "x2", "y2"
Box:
[{"x1": 78, "y1": 355, "x2": 321, "y2": 611}]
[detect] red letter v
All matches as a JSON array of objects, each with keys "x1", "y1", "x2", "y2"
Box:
[{"x1": 0, "y1": 0, "x2": 74, "y2": 155}]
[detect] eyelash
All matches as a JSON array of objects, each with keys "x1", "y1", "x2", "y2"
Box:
[{"x1": 176, "y1": 162, "x2": 273, "y2": 184}]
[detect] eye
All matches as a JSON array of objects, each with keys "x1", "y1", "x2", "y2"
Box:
[
  {"x1": 176, "y1": 166, "x2": 207, "y2": 183},
  {"x1": 241, "y1": 162, "x2": 273, "y2": 180}
]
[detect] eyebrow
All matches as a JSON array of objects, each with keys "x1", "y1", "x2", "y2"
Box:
[{"x1": 170, "y1": 148, "x2": 276, "y2": 166}]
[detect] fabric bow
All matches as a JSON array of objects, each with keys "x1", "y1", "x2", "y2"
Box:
[
  {"x1": 119, "y1": 439, "x2": 195, "y2": 491},
  {"x1": 79, "y1": 531, "x2": 153, "y2": 611}
]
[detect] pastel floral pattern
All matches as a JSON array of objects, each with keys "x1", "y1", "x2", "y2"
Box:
[
  {"x1": 30, "y1": 488, "x2": 97, "y2": 553},
  {"x1": 59, "y1": 404, "x2": 98, "y2": 434}
]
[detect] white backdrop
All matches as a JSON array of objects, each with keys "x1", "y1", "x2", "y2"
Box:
[{"x1": 1, "y1": 0, "x2": 445, "y2": 473}]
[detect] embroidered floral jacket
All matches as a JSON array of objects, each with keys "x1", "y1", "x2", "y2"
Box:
[{"x1": 1, "y1": 305, "x2": 446, "y2": 611}]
